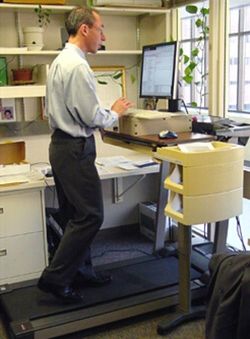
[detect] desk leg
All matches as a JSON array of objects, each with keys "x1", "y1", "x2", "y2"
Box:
[
  {"x1": 157, "y1": 223, "x2": 205, "y2": 335},
  {"x1": 213, "y1": 219, "x2": 229, "y2": 253},
  {"x1": 154, "y1": 160, "x2": 169, "y2": 252}
]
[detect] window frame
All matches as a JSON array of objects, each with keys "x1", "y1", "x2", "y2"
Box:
[{"x1": 228, "y1": 4, "x2": 250, "y2": 114}]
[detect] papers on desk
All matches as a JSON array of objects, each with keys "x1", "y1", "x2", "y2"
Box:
[
  {"x1": 0, "y1": 175, "x2": 29, "y2": 185},
  {"x1": 178, "y1": 142, "x2": 215, "y2": 153},
  {"x1": 96, "y1": 156, "x2": 158, "y2": 171},
  {"x1": 0, "y1": 163, "x2": 30, "y2": 176},
  {"x1": 0, "y1": 170, "x2": 44, "y2": 186},
  {"x1": 96, "y1": 156, "x2": 132, "y2": 168}
]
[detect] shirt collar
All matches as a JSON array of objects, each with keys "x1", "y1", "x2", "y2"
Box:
[{"x1": 64, "y1": 42, "x2": 86, "y2": 59}]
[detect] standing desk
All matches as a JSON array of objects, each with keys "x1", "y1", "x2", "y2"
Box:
[{"x1": 103, "y1": 131, "x2": 241, "y2": 334}]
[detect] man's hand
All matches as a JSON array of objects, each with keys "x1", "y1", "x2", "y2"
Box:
[{"x1": 111, "y1": 97, "x2": 134, "y2": 117}]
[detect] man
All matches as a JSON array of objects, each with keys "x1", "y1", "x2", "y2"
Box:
[{"x1": 38, "y1": 6, "x2": 133, "y2": 303}]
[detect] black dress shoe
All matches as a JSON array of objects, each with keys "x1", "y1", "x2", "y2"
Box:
[
  {"x1": 37, "y1": 277, "x2": 84, "y2": 303},
  {"x1": 74, "y1": 272, "x2": 112, "y2": 287}
]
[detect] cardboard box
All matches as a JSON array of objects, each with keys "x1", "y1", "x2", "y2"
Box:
[{"x1": 0, "y1": 141, "x2": 25, "y2": 165}]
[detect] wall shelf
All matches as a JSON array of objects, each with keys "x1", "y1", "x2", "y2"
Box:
[
  {"x1": 0, "y1": 3, "x2": 169, "y2": 16},
  {"x1": 0, "y1": 49, "x2": 142, "y2": 56},
  {"x1": 0, "y1": 85, "x2": 45, "y2": 98}
]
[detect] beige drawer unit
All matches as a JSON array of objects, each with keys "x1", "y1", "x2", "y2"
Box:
[
  {"x1": 0, "y1": 188, "x2": 48, "y2": 284},
  {"x1": 156, "y1": 141, "x2": 245, "y2": 225}
]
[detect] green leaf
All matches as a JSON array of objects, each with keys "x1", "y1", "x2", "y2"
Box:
[
  {"x1": 186, "y1": 5, "x2": 198, "y2": 14},
  {"x1": 195, "y1": 18, "x2": 202, "y2": 27},
  {"x1": 184, "y1": 66, "x2": 192, "y2": 76},
  {"x1": 130, "y1": 73, "x2": 136, "y2": 84},
  {"x1": 204, "y1": 26, "x2": 209, "y2": 34},
  {"x1": 179, "y1": 48, "x2": 183, "y2": 57},
  {"x1": 201, "y1": 7, "x2": 209, "y2": 16},
  {"x1": 113, "y1": 72, "x2": 122, "y2": 79},
  {"x1": 183, "y1": 55, "x2": 189, "y2": 64},
  {"x1": 183, "y1": 74, "x2": 193, "y2": 84},
  {"x1": 97, "y1": 80, "x2": 108, "y2": 85},
  {"x1": 191, "y1": 101, "x2": 198, "y2": 108},
  {"x1": 191, "y1": 48, "x2": 199, "y2": 57},
  {"x1": 189, "y1": 61, "x2": 197, "y2": 71}
]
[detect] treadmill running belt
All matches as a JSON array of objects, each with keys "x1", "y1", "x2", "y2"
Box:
[{"x1": 0, "y1": 256, "x2": 201, "y2": 323}]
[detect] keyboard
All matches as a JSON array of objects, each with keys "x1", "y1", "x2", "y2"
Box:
[
  {"x1": 126, "y1": 108, "x2": 157, "y2": 115},
  {"x1": 126, "y1": 108, "x2": 173, "y2": 119}
]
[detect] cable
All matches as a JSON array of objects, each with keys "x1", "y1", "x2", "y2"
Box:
[
  {"x1": 154, "y1": 98, "x2": 159, "y2": 110},
  {"x1": 236, "y1": 216, "x2": 246, "y2": 251},
  {"x1": 31, "y1": 161, "x2": 50, "y2": 168},
  {"x1": 181, "y1": 99, "x2": 189, "y2": 115}
]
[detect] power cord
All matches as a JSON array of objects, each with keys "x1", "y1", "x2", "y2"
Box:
[
  {"x1": 236, "y1": 216, "x2": 246, "y2": 251},
  {"x1": 181, "y1": 99, "x2": 189, "y2": 115}
]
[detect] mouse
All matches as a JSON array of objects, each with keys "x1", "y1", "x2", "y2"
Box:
[{"x1": 158, "y1": 130, "x2": 178, "y2": 139}]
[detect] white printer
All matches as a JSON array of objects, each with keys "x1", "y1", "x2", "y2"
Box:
[{"x1": 119, "y1": 109, "x2": 192, "y2": 136}]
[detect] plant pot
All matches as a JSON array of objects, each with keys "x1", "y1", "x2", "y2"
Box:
[
  {"x1": 12, "y1": 68, "x2": 33, "y2": 82},
  {"x1": 23, "y1": 26, "x2": 44, "y2": 51}
]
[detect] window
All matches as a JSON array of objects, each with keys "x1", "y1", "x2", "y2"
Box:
[
  {"x1": 180, "y1": 1, "x2": 209, "y2": 111},
  {"x1": 229, "y1": 1, "x2": 250, "y2": 114}
]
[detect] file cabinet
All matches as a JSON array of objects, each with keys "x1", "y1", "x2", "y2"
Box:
[{"x1": 0, "y1": 187, "x2": 48, "y2": 284}]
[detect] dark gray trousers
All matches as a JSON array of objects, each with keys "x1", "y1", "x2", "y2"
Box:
[{"x1": 42, "y1": 129, "x2": 104, "y2": 286}]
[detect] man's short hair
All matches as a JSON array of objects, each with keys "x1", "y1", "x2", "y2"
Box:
[{"x1": 65, "y1": 7, "x2": 98, "y2": 36}]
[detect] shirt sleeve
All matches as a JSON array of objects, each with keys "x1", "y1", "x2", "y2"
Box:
[{"x1": 64, "y1": 63, "x2": 118, "y2": 129}]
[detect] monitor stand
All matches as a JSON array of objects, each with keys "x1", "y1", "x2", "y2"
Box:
[{"x1": 157, "y1": 99, "x2": 182, "y2": 113}]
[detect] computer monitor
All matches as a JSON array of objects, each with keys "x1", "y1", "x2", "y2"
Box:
[{"x1": 140, "y1": 41, "x2": 179, "y2": 107}]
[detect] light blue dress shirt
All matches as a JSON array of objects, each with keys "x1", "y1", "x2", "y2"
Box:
[{"x1": 46, "y1": 43, "x2": 118, "y2": 137}]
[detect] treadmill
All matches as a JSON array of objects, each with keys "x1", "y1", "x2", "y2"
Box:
[{"x1": 0, "y1": 249, "x2": 209, "y2": 339}]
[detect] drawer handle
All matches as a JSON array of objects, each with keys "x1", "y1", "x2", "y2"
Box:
[
  {"x1": 0, "y1": 208, "x2": 3, "y2": 214},
  {"x1": 0, "y1": 249, "x2": 7, "y2": 257}
]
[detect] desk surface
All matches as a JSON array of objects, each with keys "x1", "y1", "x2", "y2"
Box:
[
  {"x1": 0, "y1": 154, "x2": 160, "y2": 194},
  {"x1": 96, "y1": 153, "x2": 160, "y2": 180},
  {"x1": 103, "y1": 131, "x2": 215, "y2": 151},
  {"x1": 0, "y1": 180, "x2": 45, "y2": 194}
]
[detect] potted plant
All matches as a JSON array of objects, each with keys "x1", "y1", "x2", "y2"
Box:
[
  {"x1": 12, "y1": 68, "x2": 33, "y2": 83},
  {"x1": 180, "y1": 5, "x2": 209, "y2": 113},
  {"x1": 23, "y1": 5, "x2": 51, "y2": 51}
]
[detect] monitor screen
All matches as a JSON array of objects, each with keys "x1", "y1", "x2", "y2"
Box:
[{"x1": 139, "y1": 41, "x2": 178, "y2": 100}]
